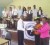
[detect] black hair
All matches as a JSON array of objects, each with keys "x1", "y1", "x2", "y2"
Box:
[
  {"x1": 22, "y1": 7, "x2": 26, "y2": 12},
  {"x1": 42, "y1": 17, "x2": 48, "y2": 20},
  {"x1": 35, "y1": 18, "x2": 40, "y2": 21},
  {"x1": 34, "y1": 18, "x2": 40, "y2": 23}
]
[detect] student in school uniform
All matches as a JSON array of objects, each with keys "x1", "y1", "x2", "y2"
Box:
[
  {"x1": 17, "y1": 16, "x2": 25, "y2": 45},
  {"x1": 12, "y1": 6, "x2": 18, "y2": 29},
  {"x1": 34, "y1": 18, "x2": 42, "y2": 45},
  {"x1": 2, "y1": 8, "x2": 7, "y2": 18},
  {"x1": 26, "y1": 7, "x2": 32, "y2": 21},
  {"x1": 22, "y1": 7, "x2": 27, "y2": 21},
  {"x1": 37, "y1": 7, "x2": 43, "y2": 17},
  {"x1": 12, "y1": 6, "x2": 18, "y2": 19},
  {"x1": 2, "y1": 7, "x2": 8, "y2": 23},
  {"x1": 7, "y1": 7, "x2": 13, "y2": 18},
  {"x1": 7, "y1": 7, "x2": 13, "y2": 28},
  {"x1": 32, "y1": 5, "x2": 38, "y2": 20},
  {"x1": 17, "y1": 6, "x2": 23, "y2": 18}
]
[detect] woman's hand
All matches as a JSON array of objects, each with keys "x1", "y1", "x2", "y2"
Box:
[{"x1": 34, "y1": 30, "x2": 40, "y2": 35}]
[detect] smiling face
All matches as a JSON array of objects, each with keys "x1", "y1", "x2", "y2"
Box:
[
  {"x1": 42, "y1": 17, "x2": 47, "y2": 24},
  {"x1": 35, "y1": 18, "x2": 40, "y2": 24}
]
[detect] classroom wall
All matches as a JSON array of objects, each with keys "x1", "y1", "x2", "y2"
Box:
[
  {"x1": 0, "y1": 0, "x2": 12, "y2": 17},
  {"x1": 8, "y1": 0, "x2": 50, "y2": 18}
]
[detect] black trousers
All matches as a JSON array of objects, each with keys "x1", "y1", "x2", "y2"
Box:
[
  {"x1": 35, "y1": 35, "x2": 40, "y2": 45},
  {"x1": 13, "y1": 20, "x2": 17, "y2": 30},
  {"x1": 18, "y1": 30, "x2": 24, "y2": 45},
  {"x1": 6, "y1": 20, "x2": 12, "y2": 29},
  {"x1": 27, "y1": 14, "x2": 32, "y2": 21},
  {"x1": 40, "y1": 37, "x2": 49, "y2": 45}
]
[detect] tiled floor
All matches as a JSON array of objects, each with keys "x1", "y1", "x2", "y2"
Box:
[
  {"x1": 11, "y1": 40, "x2": 50, "y2": 45},
  {"x1": 11, "y1": 40, "x2": 18, "y2": 45},
  {"x1": 11, "y1": 41, "x2": 26, "y2": 45}
]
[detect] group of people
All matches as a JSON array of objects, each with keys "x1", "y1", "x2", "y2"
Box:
[
  {"x1": 2, "y1": 5, "x2": 44, "y2": 21},
  {"x1": 17, "y1": 16, "x2": 50, "y2": 45},
  {"x1": 2, "y1": 5, "x2": 50, "y2": 45},
  {"x1": 2, "y1": 5, "x2": 44, "y2": 29},
  {"x1": 33, "y1": 17, "x2": 50, "y2": 45}
]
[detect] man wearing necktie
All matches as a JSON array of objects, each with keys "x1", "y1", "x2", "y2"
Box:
[{"x1": 26, "y1": 7, "x2": 32, "y2": 21}]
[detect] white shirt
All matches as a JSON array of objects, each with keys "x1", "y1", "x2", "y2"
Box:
[
  {"x1": 39, "y1": 10, "x2": 41, "y2": 15},
  {"x1": 2, "y1": 10, "x2": 7, "y2": 17},
  {"x1": 23, "y1": 11, "x2": 27, "y2": 17},
  {"x1": 12, "y1": 9, "x2": 17, "y2": 15},
  {"x1": 17, "y1": 9, "x2": 23, "y2": 18},
  {"x1": 17, "y1": 18, "x2": 25, "y2": 31},
  {"x1": 27, "y1": 10, "x2": 32, "y2": 14},
  {"x1": 7, "y1": 11, "x2": 13, "y2": 17},
  {"x1": 32, "y1": 9, "x2": 37, "y2": 17}
]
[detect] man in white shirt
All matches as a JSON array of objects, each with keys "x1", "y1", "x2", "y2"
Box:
[
  {"x1": 17, "y1": 16, "x2": 25, "y2": 45},
  {"x1": 17, "y1": 6, "x2": 23, "y2": 18},
  {"x1": 7, "y1": 7, "x2": 13, "y2": 28},
  {"x1": 12, "y1": 6, "x2": 18, "y2": 29},
  {"x1": 2, "y1": 8, "x2": 7, "y2": 18},
  {"x1": 32, "y1": 5, "x2": 38, "y2": 20},
  {"x1": 2, "y1": 8, "x2": 8, "y2": 23},
  {"x1": 12, "y1": 6, "x2": 18, "y2": 19},
  {"x1": 7, "y1": 7, "x2": 13, "y2": 18}
]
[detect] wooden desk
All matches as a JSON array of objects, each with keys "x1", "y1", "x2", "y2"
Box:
[
  {"x1": 8, "y1": 30, "x2": 18, "y2": 41},
  {"x1": 0, "y1": 38, "x2": 9, "y2": 45}
]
